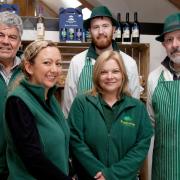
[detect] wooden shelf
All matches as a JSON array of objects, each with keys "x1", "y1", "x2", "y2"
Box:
[{"x1": 22, "y1": 41, "x2": 150, "y2": 100}]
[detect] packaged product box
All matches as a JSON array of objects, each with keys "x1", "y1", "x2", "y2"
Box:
[
  {"x1": 59, "y1": 7, "x2": 83, "y2": 42},
  {"x1": 0, "y1": 4, "x2": 19, "y2": 14}
]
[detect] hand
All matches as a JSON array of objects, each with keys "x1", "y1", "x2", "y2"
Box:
[
  {"x1": 72, "y1": 174, "x2": 78, "y2": 180},
  {"x1": 94, "y1": 171, "x2": 105, "y2": 180}
]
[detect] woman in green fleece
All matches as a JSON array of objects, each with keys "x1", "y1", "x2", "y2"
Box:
[
  {"x1": 5, "y1": 40, "x2": 72, "y2": 180},
  {"x1": 68, "y1": 50, "x2": 153, "y2": 180}
]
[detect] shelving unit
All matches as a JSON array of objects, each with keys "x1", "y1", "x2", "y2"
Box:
[{"x1": 22, "y1": 41, "x2": 150, "y2": 101}]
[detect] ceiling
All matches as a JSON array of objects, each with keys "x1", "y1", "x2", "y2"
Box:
[
  {"x1": 7, "y1": 0, "x2": 180, "y2": 23},
  {"x1": 168, "y1": 0, "x2": 180, "y2": 9}
]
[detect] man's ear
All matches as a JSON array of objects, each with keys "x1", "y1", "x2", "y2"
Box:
[{"x1": 24, "y1": 61, "x2": 33, "y2": 75}]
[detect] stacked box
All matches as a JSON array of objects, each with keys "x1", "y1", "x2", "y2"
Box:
[
  {"x1": 0, "y1": 4, "x2": 19, "y2": 14},
  {"x1": 59, "y1": 8, "x2": 83, "y2": 42}
]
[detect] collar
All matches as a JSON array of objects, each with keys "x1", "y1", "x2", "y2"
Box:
[
  {"x1": 86, "y1": 93, "x2": 136, "y2": 112},
  {"x1": 20, "y1": 78, "x2": 57, "y2": 103},
  {"x1": 86, "y1": 40, "x2": 120, "y2": 59},
  {"x1": 161, "y1": 56, "x2": 180, "y2": 80},
  {"x1": 0, "y1": 56, "x2": 21, "y2": 71},
  {"x1": 86, "y1": 94, "x2": 137, "y2": 121},
  {"x1": 98, "y1": 94, "x2": 125, "y2": 107}
]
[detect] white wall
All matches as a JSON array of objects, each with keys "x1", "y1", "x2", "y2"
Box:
[
  {"x1": 87, "y1": 0, "x2": 179, "y2": 23},
  {"x1": 141, "y1": 35, "x2": 166, "y2": 72},
  {"x1": 22, "y1": 30, "x2": 60, "y2": 42}
]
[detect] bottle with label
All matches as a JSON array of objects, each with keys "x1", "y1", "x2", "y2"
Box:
[
  {"x1": 85, "y1": 30, "x2": 91, "y2": 42},
  {"x1": 115, "y1": 13, "x2": 122, "y2": 42},
  {"x1": 36, "y1": 6, "x2": 45, "y2": 40},
  {"x1": 132, "y1": 12, "x2": 140, "y2": 43},
  {"x1": 69, "y1": 28, "x2": 75, "y2": 40},
  {"x1": 122, "y1": 12, "x2": 131, "y2": 43},
  {"x1": 76, "y1": 28, "x2": 82, "y2": 41},
  {"x1": 61, "y1": 28, "x2": 67, "y2": 41}
]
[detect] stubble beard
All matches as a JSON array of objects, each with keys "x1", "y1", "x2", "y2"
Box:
[{"x1": 169, "y1": 47, "x2": 180, "y2": 64}]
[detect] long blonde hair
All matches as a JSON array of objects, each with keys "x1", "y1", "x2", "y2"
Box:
[{"x1": 91, "y1": 50, "x2": 130, "y2": 97}]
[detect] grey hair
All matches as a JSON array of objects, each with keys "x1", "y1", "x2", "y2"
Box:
[{"x1": 0, "y1": 11, "x2": 23, "y2": 37}]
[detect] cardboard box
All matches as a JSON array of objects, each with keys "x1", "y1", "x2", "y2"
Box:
[
  {"x1": 0, "y1": 4, "x2": 19, "y2": 14},
  {"x1": 59, "y1": 8, "x2": 83, "y2": 42}
]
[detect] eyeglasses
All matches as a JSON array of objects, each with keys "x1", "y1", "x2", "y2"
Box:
[{"x1": 91, "y1": 24, "x2": 112, "y2": 31}]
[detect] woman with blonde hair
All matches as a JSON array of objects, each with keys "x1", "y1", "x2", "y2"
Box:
[
  {"x1": 68, "y1": 50, "x2": 153, "y2": 180},
  {"x1": 5, "y1": 40, "x2": 72, "y2": 180}
]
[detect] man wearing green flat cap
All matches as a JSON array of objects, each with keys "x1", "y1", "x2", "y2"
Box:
[
  {"x1": 147, "y1": 12, "x2": 180, "y2": 180},
  {"x1": 63, "y1": 6, "x2": 140, "y2": 117}
]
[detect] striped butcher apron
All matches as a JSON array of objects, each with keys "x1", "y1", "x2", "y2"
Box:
[
  {"x1": 77, "y1": 57, "x2": 94, "y2": 94},
  {"x1": 152, "y1": 71, "x2": 180, "y2": 180}
]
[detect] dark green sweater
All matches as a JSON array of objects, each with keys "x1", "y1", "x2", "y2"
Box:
[
  {"x1": 68, "y1": 94, "x2": 153, "y2": 180},
  {"x1": 0, "y1": 66, "x2": 22, "y2": 177},
  {"x1": 5, "y1": 79, "x2": 70, "y2": 180}
]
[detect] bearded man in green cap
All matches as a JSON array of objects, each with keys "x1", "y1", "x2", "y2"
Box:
[
  {"x1": 147, "y1": 12, "x2": 180, "y2": 179},
  {"x1": 62, "y1": 6, "x2": 140, "y2": 117}
]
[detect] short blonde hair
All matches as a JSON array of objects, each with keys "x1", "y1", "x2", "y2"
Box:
[{"x1": 91, "y1": 50, "x2": 130, "y2": 97}]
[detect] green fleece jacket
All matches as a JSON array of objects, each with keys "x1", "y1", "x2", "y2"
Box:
[
  {"x1": 68, "y1": 94, "x2": 153, "y2": 180},
  {"x1": 0, "y1": 66, "x2": 21, "y2": 176},
  {"x1": 5, "y1": 79, "x2": 70, "y2": 179}
]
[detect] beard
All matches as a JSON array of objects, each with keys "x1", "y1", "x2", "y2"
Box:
[
  {"x1": 169, "y1": 47, "x2": 180, "y2": 64},
  {"x1": 91, "y1": 33, "x2": 113, "y2": 50}
]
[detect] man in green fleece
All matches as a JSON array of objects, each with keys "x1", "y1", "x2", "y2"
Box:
[{"x1": 0, "y1": 11, "x2": 23, "y2": 179}]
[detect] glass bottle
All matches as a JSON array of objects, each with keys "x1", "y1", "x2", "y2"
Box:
[
  {"x1": 123, "y1": 12, "x2": 131, "y2": 42},
  {"x1": 115, "y1": 13, "x2": 122, "y2": 42},
  {"x1": 132, "y1": 12, "x2": 140, "y2": 43},
  {"x1": 36, "y1": 6, "x2": 45, "y2": 40}
]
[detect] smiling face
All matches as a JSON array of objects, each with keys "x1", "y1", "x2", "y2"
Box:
[
  {"x1": 163, "y1": 30, "x2": 180, "y2": 65},
  {"x1": 0, "y1": 24, "x2": 21, "y2": 64},
  {"x1": 99, "y1": 58, "x2": 122, "y2": 96},
  {"x1": 25, "y1": 46, "x2": 62, "y2": 91},
  {"x1": 90, "y1": 17, "x2": 115, "y2": 50},
  {"x1": 92, "y1": 50, "x2": 129, "y2": 98}
]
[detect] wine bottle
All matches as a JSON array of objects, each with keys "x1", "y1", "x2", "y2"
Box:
[
  {"x1": 132, "y1": 12, "x2": 140, "y2": 43},
  {"x1": 123, "y1": 12, "x2": 131, "y2": 43},
  {"x1": 36, "y1": 5, "x2": 45, "y2": 40},
  {"x1": 85, "y1": 30, "x2": 91, "y2": 42},
  {"x1": 115, "y1": 13, "x2": 122, "y2": 42}
]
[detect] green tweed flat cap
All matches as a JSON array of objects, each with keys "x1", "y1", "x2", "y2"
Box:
[
  {"x1": 83, "y1": 6, "x2": 118, "y2": 30},
  {"x1": 156, "y1": 12, "x2": 180, "y2": 42}
]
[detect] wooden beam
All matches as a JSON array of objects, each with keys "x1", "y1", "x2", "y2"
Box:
[
  {"x1": 168, "y1": 0, "x2": 180, "y2": 9},
  {"x1": 39, "y1": 0, "x2": 58, "y2": 17},
  {"x1": 78, "y1": 0, "x2": 94, "y2": 10},
  {"x1": 12, "y1": 0, "x2": 35, "y2": 16}
]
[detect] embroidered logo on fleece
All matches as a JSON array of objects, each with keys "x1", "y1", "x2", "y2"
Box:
[{"x1": 120, "y1": 116, "x2": 135, "y2": 127}]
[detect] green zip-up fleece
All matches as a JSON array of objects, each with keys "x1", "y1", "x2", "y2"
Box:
[
  {"x1": 5, "y1": 79, "x2": 70, "y2": 180},
  {"x1": 0, "y1": 66, "x2": 22, "y2": 176},
  {"x1": 68, "y1": 94, "x2": 153, "y2": 180}
]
